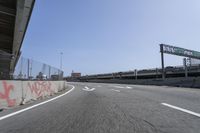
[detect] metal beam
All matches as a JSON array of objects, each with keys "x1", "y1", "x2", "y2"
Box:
[{"x1": 0, "y1": 5, "x2": 16, "y2": 16}]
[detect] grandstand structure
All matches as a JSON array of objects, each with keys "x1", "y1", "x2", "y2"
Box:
[{"x1": 77, "y1": 64, "x2": 200, "y2": 81}]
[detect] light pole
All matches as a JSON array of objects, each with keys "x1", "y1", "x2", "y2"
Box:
[
  {"x1": 60, "y1": 52, "x2": 63, "y2": 71},
  {"x1": 60, "y1": 52, "x2": 63, "y2": 80}
]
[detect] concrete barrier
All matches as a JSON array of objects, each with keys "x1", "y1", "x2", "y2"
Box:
[{"x1": 0, "y1": 80, "x2": 66, "y2": 109}]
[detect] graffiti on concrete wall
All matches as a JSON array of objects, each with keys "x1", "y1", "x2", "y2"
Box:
[
  {"x1": 28, "y1": 81, "x2": 54, "y2": 97},
  {"x1": 0, "y1": 81, "x2": 16, "y2": 107},
  {"x1": 0, "y1": 81, "x2": 61, "y2": 108}
]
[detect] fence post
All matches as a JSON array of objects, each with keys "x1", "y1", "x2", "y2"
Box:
[
  {"x1": 19, "y1": 57, "x2": 23, "y2": 79},
  {"x1": 27, "y1": 59, "x2": 30, "y2": 79},
  {"x1": 30, "y1": 59, "x2": 32, "y2": 79}
]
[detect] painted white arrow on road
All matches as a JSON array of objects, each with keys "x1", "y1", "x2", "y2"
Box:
[{"x1": 82, "y1": 86, "x2": 96, "y2": 91}]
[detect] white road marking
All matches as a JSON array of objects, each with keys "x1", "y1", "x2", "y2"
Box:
[
  {"x1": 161, "y1": 103, "x2": 200, "y2": 118},
  {"x1": 113, "y1": 86, "x2": 132, "y2": 89},
  {"x1": 126, "y1": 86, "x2": 132, "y2": 89},
  {"x1": 111, "y1": 89, "x2": 120, "y2": 92},
  {"x1": 85, "y1": 86, "x2": 90, "y2": 90},
  {"x1": 82, "y1": 86, "x2": 96, "y2": 91},
  {"x1": 0, "y1": 85, "x2": 75, "y2": 121},
  {"x1": 114, "y1": 86, "x2": 125, "y2": 89}
]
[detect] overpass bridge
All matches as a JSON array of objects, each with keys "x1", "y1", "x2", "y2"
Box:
[{"x1": 0, "y1": 0, "x2": 35, "y2": 79}]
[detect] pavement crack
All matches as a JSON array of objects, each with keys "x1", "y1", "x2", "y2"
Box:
[
  {"x1": 142, "y1": 119, "x2": 158, "y2": 133},
  {"x1": 111, "y1": 102, "x2": 158, "y2": 133}
]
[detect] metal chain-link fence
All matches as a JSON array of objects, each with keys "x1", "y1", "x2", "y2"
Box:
[{"x1": 13, "y1": 57, "x2": 63, "y2": 80}]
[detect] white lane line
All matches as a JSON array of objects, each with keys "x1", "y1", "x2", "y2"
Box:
[
  {"x1": 0, "y1": 85, "x2": 75, "y2": 121},
  {"x1": 111, "y1": 89, "x2": 120, "y2": 92},
  {"x1": 82, "y1": 86, "x2": 96, "y2": 91},
  {"x1": 161, "y1": 103, "x2": 200, "y2": 118}
]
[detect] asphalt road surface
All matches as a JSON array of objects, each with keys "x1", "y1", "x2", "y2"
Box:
[{"x1": 0, "y1": 82, "x2": 200, "y2": 133}]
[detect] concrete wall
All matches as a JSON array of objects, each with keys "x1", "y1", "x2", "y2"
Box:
[
  {"x1": 88, "y1": 77, "x2": 200, "y2": 88},
  {"x1": 0, "y1": 80, "x2": 67, "y2": 109}
]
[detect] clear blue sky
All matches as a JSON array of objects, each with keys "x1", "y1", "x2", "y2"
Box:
[{"x1": 22, "y1": 0, "x2": 200, "y2": 76}]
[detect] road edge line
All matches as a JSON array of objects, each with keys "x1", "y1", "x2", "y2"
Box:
[
  {"x1": 161, "y1": 103, "x2": 200, "y2": 117},
  {"x1": 0, "y1": 85, "x2": 75, "y2": 121}
]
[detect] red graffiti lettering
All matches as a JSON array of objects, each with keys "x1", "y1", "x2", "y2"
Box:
[
  {"x1": 0, "y1": 81, "x2": 16, "y2": 107},
  {"x1": 28, "y1": 81, "x2": 53, "y2": 97}
]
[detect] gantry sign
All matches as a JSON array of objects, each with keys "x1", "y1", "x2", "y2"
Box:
[
  {"x1": 161, "y1": 44, "x2": 200, "y2": 59},
  {"x1": 160, "y1": 44, "x2": 200, "y2": 79}
]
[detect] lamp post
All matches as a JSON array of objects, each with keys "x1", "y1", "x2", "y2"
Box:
[
  {"x1": 60, "y1": 52, "x2": 63, "y2": 70},
  {"x1": 60, "y1": 52, "x2": 63, "y2": 79}
]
